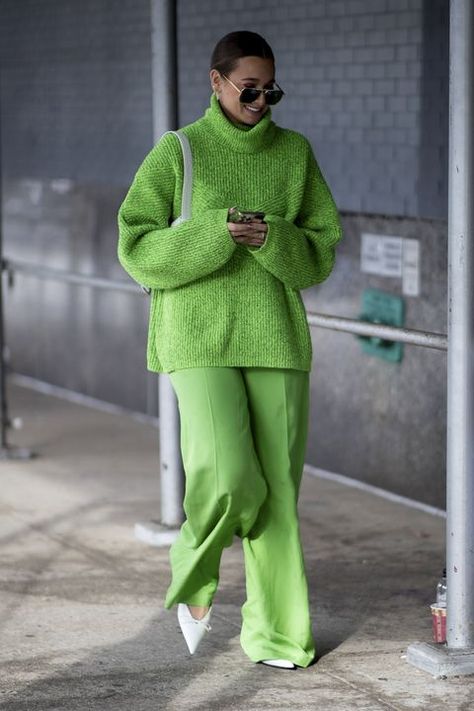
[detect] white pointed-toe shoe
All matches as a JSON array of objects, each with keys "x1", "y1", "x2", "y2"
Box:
[
  {"x1": 261, "y1": 659, "x2": 296, "y2": 669},
  {"x1": 177, "y1": 603, "x2": 212, "y2": 654}
]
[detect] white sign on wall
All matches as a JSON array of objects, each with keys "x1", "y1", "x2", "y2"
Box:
[
  {"x1": 402, "y1": 238, "x2": 420, "y2": 297},
  {"x1": 360, "y1": 233, "x2": 420, "y2": 297}
]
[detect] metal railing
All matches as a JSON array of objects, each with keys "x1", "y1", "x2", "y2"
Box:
[
  {"x1": 3, "y1": 257, "x2": 448, "y2": 350},
  {"x1": 306, "y1": 312, "x2": 447, "y2": 351},
  {"x1": 3, "y1": 259, "x2": 138, "y2": 293}
]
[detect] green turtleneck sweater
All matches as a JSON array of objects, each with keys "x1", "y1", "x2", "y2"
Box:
[{"x1": 117, "y1": 94, "x2": 342, "y2": 373}]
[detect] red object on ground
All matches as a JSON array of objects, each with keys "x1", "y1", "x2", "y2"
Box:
[{"x1": 431, "y1": 603, "x2": 447, "y2": 643}]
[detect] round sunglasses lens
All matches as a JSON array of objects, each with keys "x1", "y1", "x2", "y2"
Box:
[
  {"x1": 265, "y1": 90, "x2": 283, "y2": 105},
  {"x1": 239, "y1": 88, "x2": 260, "y2": 103}
]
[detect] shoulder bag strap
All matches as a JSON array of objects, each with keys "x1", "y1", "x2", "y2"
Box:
[
  {"x1": 162, "y1": 129, "x2": 193, "y2": 225},
  {"x1": 140, "y1": 130, "x2": 193, "y2": 294}
]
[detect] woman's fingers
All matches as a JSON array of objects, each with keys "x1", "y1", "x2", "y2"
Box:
[
  {"x1": 232, "y1": 235, "x2": 266, "y2": 246},
  {"x1": 227, "y1": 220, "x2": 268, "y2": 245},
  {"x1": 227, "y1": 220, "x2": 266, "y2": 232},
  {"x1": 227, "y1": 225, "x2": 262, "y2": 236},
  {"x1": 229, "y1": 227, "x2": 266, "y2": 245}
]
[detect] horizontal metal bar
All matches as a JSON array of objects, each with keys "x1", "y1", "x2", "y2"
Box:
[
  {"x1": 2, "y1": 258, "x2": 139, "y2": 294},
  {"x1": 2, "y1": 258, "x2": 448, "y2": 350},
  {"x1": 307, "y1": 312, "x2": 447, "y2": 351}
]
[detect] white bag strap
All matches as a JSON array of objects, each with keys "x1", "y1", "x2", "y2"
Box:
[
  {"x1": 162, "y1": 130, "x2": 193, "y2": 225},
  {"x1": 140, "y1": 130, "x2": 192, "y2": 294}
]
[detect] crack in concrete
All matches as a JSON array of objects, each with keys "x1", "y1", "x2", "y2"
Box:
[{"x1": 320, "y1": 670, "x2": 404, "y2": 711}]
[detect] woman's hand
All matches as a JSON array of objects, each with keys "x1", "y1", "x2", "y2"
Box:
[{"x1": 227, "y1": 219, "x2": 268, "y2": 247}]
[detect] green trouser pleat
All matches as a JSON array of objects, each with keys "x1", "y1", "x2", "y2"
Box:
[
  {"x1": 164, "y1": 366, "x2": 315, "y2": 667},
  {"x1": 239, "y1": 367, "x2": 315, "y2": 667},
  {"x1": 165, "y1": 367, "x2": 268, "y2": 609}
]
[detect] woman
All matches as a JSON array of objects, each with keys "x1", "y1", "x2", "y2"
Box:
[{"x1": 117, "y1": 30, "x2": 342, "y2": 669}]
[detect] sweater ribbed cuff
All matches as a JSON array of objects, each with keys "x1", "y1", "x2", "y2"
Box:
[{"x1": 247, "y1": 213, "x2": 341, "y2": 289}]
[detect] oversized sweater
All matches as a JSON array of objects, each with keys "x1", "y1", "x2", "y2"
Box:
[{"x1": 117, "y1": 93, "x2": 342, "y2": 373}]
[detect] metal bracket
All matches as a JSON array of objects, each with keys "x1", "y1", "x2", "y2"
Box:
[
  {"x1": 0, "y1": 445, "x2": 35, "y2": 460},
  {"x1": 134, "y1": 520, "x2": 180, "y2": 547},
  {"x1": 407, "y1": 642, "x2": 474, "y2": 677}
]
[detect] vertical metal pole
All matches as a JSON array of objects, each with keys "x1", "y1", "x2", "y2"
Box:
[
  {"x1": 0, "y1": 73, "x2": 9, "y2": 452},
  {"x1": 150, "y1": 0, "x2": 184, "y2": 528},
  {"x1": 150, "y1": 0, "x2": 177, "y2": 138},
  {"x1": 446, "y1": 0, "x2": 474, "y2": 649},
  {"x1": 0, "y1": 64, "x2": 32, "y2": 461},
  {"x1": 158, "y1": 376, "x2": 184, "y2": 527}
]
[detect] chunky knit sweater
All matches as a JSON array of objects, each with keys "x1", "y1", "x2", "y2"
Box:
[{"x1": 117, "y1": 94, "x2": 342, "y2": 373}]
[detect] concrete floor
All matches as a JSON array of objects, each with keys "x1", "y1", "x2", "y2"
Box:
[{"x1": 0, "y1": 382, "x2": 473, "y2": 711}]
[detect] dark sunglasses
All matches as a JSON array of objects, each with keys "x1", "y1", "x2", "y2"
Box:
[{"x1": 222, "y1": 74, "x2": 285, "y2": 106}]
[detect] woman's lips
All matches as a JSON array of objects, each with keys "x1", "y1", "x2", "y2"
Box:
[{"x1": 244, "y1": 105, "x2": 262, "y2": 116}]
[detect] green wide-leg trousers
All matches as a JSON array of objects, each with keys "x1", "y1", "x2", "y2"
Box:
[{"x1": 164, "y1": 366, "x2": 315, "y2": 667}]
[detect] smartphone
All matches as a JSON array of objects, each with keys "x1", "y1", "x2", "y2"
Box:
[{"x1": 228, "y1": 207, "x2": 265, "y2": 223}]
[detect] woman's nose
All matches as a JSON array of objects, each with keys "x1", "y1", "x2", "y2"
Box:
[{"x1": 252, "y1": 93, "x2": 266, "y2": 108}]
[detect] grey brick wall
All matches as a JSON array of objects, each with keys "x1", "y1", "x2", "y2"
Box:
[
  {"x1": 177, "y1": 0, "x2": 449, "y2": 219},
  {"x1": 0, "y1": 0, "x2": 153, "y2": 186},
  {"x1": 0, "y1": 0, "x2": 449, "y2": 215}
]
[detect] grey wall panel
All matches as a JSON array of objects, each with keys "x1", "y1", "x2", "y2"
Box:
[
  {"x1": 304, "y1": 213, "x2": 447, "y2": 508},
  {"x1": 3, "y1": 179, "x2": 152, "y2": 413},
  {"x1": 0, "y1": 0, "x2": 156, "y2": 412}
]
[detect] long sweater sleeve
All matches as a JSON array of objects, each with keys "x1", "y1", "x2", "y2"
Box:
[
  {"x1": 248, "y1": 142, "x2": 342, "y2": 290},
  {"x1": 117, "y1": 133, "x2": 236, "y2": 290}
]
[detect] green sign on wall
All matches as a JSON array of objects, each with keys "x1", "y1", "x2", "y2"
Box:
[{"x1": 357, "y1": 289, "x2": 405, "y2": 363}]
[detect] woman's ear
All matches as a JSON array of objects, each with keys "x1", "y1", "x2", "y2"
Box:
[{"x1": 209, "y1": 69, "x2": 221, "y2": 97}]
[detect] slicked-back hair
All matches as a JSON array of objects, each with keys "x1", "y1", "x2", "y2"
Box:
[{"x1": 210, "y1": 31, "x2": 275, "y2": 75}]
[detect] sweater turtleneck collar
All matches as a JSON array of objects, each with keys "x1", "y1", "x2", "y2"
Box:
[{"x1": 203, "y1": 93, "x2": 277, "y2": 153}]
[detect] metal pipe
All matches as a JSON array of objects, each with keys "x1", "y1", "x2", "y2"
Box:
[
  {"x1": 446, "y1": 0, "x2": 474, "y2": 649},
  {"x1": 4, "y1": 259, "x2": 139, "y2": 292},
  {"x1": 150, "y1": 0, "x2": 184, "y2": 528},
  {"x1": 3, "y1": 259, "x2": 449, "y2": 351},
  {"x1": 306, "y1": 312, "x2": 448, "y2": 351}
]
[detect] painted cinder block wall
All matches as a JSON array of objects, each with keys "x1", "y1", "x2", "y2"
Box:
[
  {"x1": 178, "y1": 0, "x2": 448, "y2": 219},
  {"x1": 0, "y1": 0, "x2": 449, "y2": 506}
]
